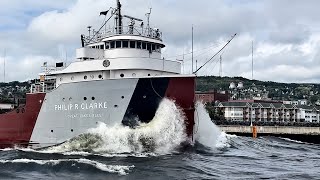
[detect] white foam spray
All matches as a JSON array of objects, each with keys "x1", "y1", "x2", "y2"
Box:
[
  {"x1": 194, "y1": 101, "x2": 231, "y2": 149},
  {"x1": 45, "y1": 98, "x2": 187, "y2": 155}
]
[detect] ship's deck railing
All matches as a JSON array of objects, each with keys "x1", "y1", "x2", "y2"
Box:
[
  {"x1": 84, "y1": 26, "x2": 162, "y2": 44},
  {"x1": 30, "y1": 79, "x2": 56, "y2": 94}
]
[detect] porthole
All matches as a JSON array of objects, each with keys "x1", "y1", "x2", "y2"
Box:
[
  {"x1": 120, "y1": 73, "x2": 124, "y2": 78},
  {"x1": 71, "y1": 76, "x2": 74, "y2": 80},
  {"x1": 148, "y1": 74, "x2": 151, "y2": 76},
  {"x1": 84, "y1": 75, "x2": 87, "y2": 80},
  {"x1": 69, "y1": 97, "x2": 72, "y2": 101},
  {"x1": 84, "y1": 97, "x2": 87, "y2": 100},
  {"x1": 143, "y1": 95, "x2": 147, "y2": 99},
  {"x1": 60, "y1": 77, "x2": 63, "y2": 81},
  {"x1": 114, "y1": 105, "x2": 118, "y2": 108},
  {"x1": 121, "y1": 96, "x2": 124, "y2": 99},
  {"x1": 92, "y1": 97, "x2": 95, "y2": 100},
  {"x1": 71, "y1": 129, "x2": 74, "y2": 132},
  {"x1": 62, "y1": 98, "x2": 65, "y2": 101},
  {"x1": 51, "y1": 130, "x2": 53, "y2": 133},
  {"x1": 132, "y1": 73, "x2": 136, "y2": 77},
  {"x1": 98, "y1": 75, "x2": 103, "y2": 79},
  {"x1": 90, "y1": 75, "x2": 94, "y2": 79}
]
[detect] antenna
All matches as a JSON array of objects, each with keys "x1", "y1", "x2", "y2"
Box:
[
  {"x1": 3, "y1": 49, "x2": 5, "y2": 83},
  {"x1": 65, "y1": 50, "x2": 68, "y2": 67},
  {"x1": 196, "y1": 59, "x2": 198, "y2": 70},
  {"x1": 219, "y1": 55, "x2": 222, "y2": 77},
  {"x1": 193, "y1": 33, "x2": 237, "y2": 74},
  {"x1": 87, "y1": 26, "x2": 92, "y2": 36},
  {"x1": 252, "y1": 41, "x2": 254, "y2": 80},
  {"x1": 145, "y1": 7, "x2": 152, "y2": 36},
  {"x1": 191, "y1": 25, "x2": 194, "y2": 73},
  {"x1": 182, "y1": 49, "x2": 185, "y2": 74}
]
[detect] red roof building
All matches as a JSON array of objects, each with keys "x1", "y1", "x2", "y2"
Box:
[{"x1": 195, "y1": 90, "x2": 229, "y2": 104}]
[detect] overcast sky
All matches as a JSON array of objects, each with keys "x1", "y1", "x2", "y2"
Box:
[{"x1": 1, "y1": 0, "x2": 320, "y2": 83}]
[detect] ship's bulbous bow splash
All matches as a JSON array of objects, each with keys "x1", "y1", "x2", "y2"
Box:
[{"x1": 45, "y1": 98, "x2": 188, "y2": 155}]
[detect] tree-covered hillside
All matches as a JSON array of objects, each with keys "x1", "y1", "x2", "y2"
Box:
[{"x1": 196, "y1": 76, "x2": 320, "y2": 103}]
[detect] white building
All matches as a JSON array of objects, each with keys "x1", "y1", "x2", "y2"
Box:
[
  {"x1": 0, "y1": 103, "x2": 14, "y2": 110},
  {"x1": 217, "y1": 102, "x2": 319, "y2": 123}
]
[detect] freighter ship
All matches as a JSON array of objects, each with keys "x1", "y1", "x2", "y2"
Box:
[{"x1": 0, "y1": 0, "x2": 195, "y2": 148}]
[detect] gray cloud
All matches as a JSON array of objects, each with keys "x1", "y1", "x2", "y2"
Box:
[{"x1": 1, "y1": 0, "x2": 320, "y2": 83}]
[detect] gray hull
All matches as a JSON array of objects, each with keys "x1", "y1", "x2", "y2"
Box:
[{"x1": 30, "y1": 79, "x2": 138, "y2": 148}]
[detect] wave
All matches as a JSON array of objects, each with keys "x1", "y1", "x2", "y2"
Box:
[
  {"x1": 194, "y1": 101, "x2": 235, "y2": 150},
  {"x1": 279, "y1": 137, "x2": 305, "y2": 144},
  {"x1": 0, "y1": 158, "x2": 134, "y2": 175}
]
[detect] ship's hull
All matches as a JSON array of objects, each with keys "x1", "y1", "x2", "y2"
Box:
[{"x1": 0, "y1": 76, "x2": 195, "y2": 148}]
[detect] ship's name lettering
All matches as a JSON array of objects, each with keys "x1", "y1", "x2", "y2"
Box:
[{"x1": 54, "y1": 102, "x2": 107, "y2": 111}]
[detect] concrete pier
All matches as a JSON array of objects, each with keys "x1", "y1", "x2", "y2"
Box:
[{"x1": 218, "y1": 125, "x2": 320, "y2": 143}]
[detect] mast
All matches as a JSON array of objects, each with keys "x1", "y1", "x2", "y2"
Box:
[{"x1": 116, "y1": 0, "x2": 122, "y2": 34}]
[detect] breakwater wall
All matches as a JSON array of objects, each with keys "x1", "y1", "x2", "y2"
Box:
[{"x1": 218, "y1": 125, "x2": 320, "y2": 143}]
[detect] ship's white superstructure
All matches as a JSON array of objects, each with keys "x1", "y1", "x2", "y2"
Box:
[{"x1": 36, "y1": 0, "x2": 182, "y2": 90}]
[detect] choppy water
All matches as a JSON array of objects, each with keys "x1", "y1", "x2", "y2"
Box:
[{"x1": 0, "y1": 100, "x2": 319, "y2": 179}]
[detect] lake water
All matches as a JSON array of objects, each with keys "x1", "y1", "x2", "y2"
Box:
[{"x1": 0, "y1": 100, "x2": 319, "y2": 179}]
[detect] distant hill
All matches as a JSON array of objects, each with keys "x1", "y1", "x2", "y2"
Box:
[
  {"x1": 196, "y1": 76, "x2": 320, "y2": 103},
  {"x1": 0, "y1": 77, "x2": 320, "y2": 104}
]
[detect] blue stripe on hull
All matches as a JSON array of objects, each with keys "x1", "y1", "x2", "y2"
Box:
[{"x1": 122, "y1": 78, "x2": 169, "y2": 126}]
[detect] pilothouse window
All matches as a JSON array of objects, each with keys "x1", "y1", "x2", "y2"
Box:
[
  {"x1": 156, "y1": 45, "x2": 161, "y2": 52},
  {"x1": 137, "y1": 41, "x2": 142, "y2": 49},
  {"x1": 147, "y1": 43, "x2": 151, "y2": 51},
  {"x1": 152, "y1": 44, "x2": 155, "y2": 51},
  {"x1": 142, "y1": 42, "x2": 146, "y2": 49},
  {"x1": 105, "y1": 42, "x2": 110, "y2": 49},
  {"x1": 130, "y1": 41, "x2": 136, "y2": 48},
  {"x1": 122, "y1": 40, "x2": 128, "y2": 48},
  {"x1": 116, "y1": 41, "x2": 121, "y2": 48},
  {"x1": 110, "y1": 41, "x2": 115, "y2": 48}
]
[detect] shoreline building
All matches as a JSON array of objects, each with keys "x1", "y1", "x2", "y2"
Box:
[
  {"x1": 195, "y1": 90, "x2": 229, "y2": 104},
  {"x1": 217, "y1": 101, "x2": 319, "y2": 123}
]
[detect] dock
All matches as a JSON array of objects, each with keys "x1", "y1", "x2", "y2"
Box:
[{"x1": 218, "y1": 125, "x2": 320, "y2": 143}]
